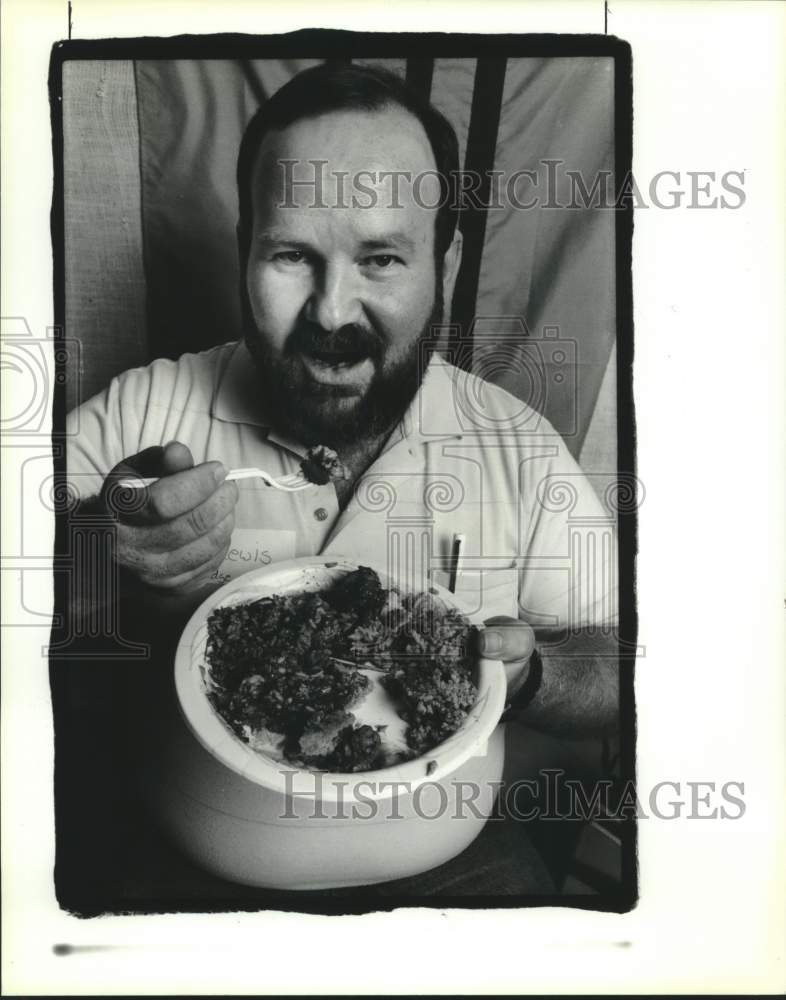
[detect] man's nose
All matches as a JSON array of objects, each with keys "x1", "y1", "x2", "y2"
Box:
[{"x1": 305, "y1": 260, "x2": 363, "y2": 331}]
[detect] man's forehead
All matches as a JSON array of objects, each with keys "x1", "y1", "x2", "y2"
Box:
[{"x1": 250, "y1": 105, "x2": 441, "y2": 218}]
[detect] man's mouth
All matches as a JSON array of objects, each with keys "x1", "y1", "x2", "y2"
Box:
[
  {"x1": 299, "y1": 349, "x2": 375, "y2": 388},
  {"x1": 308, "y1": 349, "x2": 368, "y2": 367}
]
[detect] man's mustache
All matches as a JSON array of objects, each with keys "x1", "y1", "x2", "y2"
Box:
[{"x1": 285, "y1": 320, "x2": 385, "y2": 359}]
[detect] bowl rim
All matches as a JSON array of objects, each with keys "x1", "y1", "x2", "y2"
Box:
[{"x1": 174, "y1": 556, "x2": 507, "y2": 803}]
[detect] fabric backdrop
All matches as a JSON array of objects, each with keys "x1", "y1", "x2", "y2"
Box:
[{"x1": 63, "y1": 56, "x2": 617, "y2": 472}]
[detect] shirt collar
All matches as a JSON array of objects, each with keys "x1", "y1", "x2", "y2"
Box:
[
  {"x1": 389, "y1": 356, "x2": 466, "y2": 449},
  {"x1": 210, "y1": 340, "x2": 465, "y2": 451},
  {"x1": 211, "y1": 340, "x2": 271, "y2": 427}
]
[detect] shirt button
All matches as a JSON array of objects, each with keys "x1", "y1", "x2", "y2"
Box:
[{"x1": 314, "y1": 507, "x2": 329, "y2": 522}]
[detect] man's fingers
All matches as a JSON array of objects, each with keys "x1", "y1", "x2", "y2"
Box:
[
  {"x1": 478, "y1": 615, "x2": 535, "y2": 663},
  {"x1": 143, "y1": 461, "x2": 226, "y2": 521},
  {"x1": 157, "y1": 512, "x2": 235, "y2": 586},
  {"x1": 159, "y1": 441, "x2": 194, "y2": 475},
  {"x1": 101, "y1": 441, "x2": 216, "y2": 524},
  {"x1": 108, "y1": 460, "x2": 226, "y2": 525},
  {"x1": 103, "y1": 442, "x2": 238, "y2": 594},
  {"x1": 110, "y1": 444, "x2": 167, "y2": 479},
  {"x1": 134, "y1": 511, "x2": 235, "y2": 588},
  {"x1": 115, "y1": 479, "x2": 238, "y2": 554},
  {"x1": 114, "y1": 440, "x2": 194, "y2": 478},
  {"x1": 103, "y1": 442, "x2": 225, "y2": 522},
  {"x1": 126, "y1": 479, "x2": 239, "y2": 552}
]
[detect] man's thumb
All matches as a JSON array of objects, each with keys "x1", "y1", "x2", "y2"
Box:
[
  {"x1": 101, "y1": 442, "x2": 194, "y2": 520},
  {"x1": 478, "y1": 615, "x2": 535, "y2": 663},
  {"x1": 159, "y1": 440, "x2": 195, "y2": 475}
]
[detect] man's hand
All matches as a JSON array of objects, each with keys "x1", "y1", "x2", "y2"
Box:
[
  {"x1": 478, "y1": 615, "x2": 535, "y2": 697},
  {"x1": 101, "y1": 442, "x2": 239, "y2": 594},
  {"x1": 478, "y1": 617, "x2": 619, "y2": 736}
]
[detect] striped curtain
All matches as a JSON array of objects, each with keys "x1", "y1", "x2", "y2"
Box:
[{"x1": 68, "y1": 56, "x2": 617, "y2": 472}]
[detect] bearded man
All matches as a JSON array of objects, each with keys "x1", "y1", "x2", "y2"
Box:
[{"x1": 66, "y1": 62, "x2": 619, "y2": 894}]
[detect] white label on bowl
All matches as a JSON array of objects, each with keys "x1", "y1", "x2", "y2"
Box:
[{"x1": 208, "y1": 528, "x2": 297, "y2": 585}]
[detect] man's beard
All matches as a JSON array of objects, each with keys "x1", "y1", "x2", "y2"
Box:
[{"x1": 243, "y1": 286, "x2": 443, "y2": 449}]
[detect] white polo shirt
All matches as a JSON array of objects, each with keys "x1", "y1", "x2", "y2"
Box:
[{"x1": 66, "y1": 340, "x2": 618, "y2": 630}]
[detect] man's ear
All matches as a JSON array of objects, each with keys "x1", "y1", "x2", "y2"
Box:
[{"x1": 440, "y1": 230, "x2": 463, "y2": 319}]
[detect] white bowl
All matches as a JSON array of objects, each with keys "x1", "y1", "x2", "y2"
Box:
[{"x1": 153, "y1": 556, "x2": 507, "y2": 890}]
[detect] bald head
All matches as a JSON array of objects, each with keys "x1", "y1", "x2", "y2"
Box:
[
  {"x1": 250, "y1": 107, "x2": 445, "y2": 264},
  {"x1": 236, "y1": 62, "x2": 461, "y2": 267}
]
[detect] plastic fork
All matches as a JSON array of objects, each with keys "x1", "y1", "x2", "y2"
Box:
[{"x1": 116, "y1": 466, "x2": 316, "y2": 492}]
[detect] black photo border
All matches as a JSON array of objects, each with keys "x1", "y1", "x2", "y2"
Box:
[{"x1": 48, "y1": 28, "x2": 636, "y2": 917}]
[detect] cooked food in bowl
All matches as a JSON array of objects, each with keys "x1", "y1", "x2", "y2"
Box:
[{"x1": 204, "y1": 567, "x2": 479, "y2": 773}]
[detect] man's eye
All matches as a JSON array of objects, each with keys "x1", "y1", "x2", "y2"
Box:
[
  {"x1": 273, "y1": 251, "x2": 307, "y2": 264},
  {"x1": 363, "y1": 254, "x2": 402, "y2": 269}
]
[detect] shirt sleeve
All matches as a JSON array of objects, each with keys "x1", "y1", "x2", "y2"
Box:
[
  {"x1": 65, "y1": 374, "x2": 136, "y2": 503},
  {"x1": 517, "y1": 439, "x2": 618, "y2": 630}
]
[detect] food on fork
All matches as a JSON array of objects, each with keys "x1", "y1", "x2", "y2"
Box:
[{"x1": 300, "y1": 445, "x2": 350, "y2": 485}]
